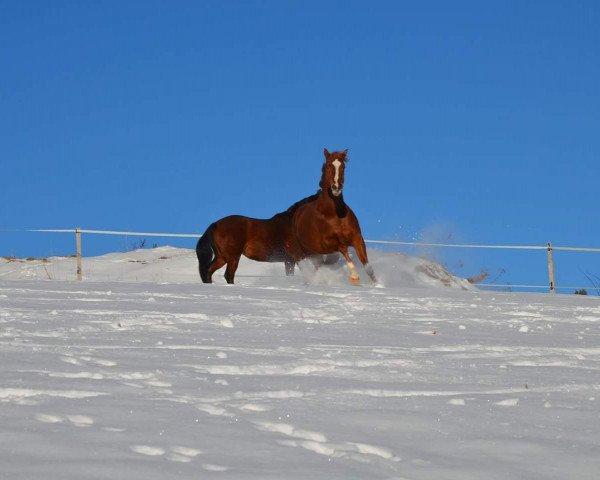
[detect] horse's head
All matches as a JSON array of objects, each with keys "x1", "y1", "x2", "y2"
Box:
[{"x1": 321, "y1": 148, "x2": 348, "y2": 197}]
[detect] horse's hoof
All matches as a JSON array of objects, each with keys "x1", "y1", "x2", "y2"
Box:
[{"x1": 349, "y1": 276, "x2": 361, "y2": 286}]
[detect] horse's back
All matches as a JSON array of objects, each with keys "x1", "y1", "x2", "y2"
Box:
[
  {"x1": 212, "y1": 214, "x2": 291, "y2": 263},
  {"x1": 244, "y1": 215, "x2": 291, "y2": 262}
]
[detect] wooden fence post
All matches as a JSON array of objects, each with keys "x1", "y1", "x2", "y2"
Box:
[
  {"x1": 76, "y1": 228, "x2": 82, "y2": 281},
  {"x1": 547, "y1": 241, "x2": 556, "y2": 294}
]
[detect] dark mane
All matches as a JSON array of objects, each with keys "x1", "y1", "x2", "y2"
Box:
[
  {"x1": 284, "y1": 192, "x2": 320, "y2": 213},
  {"x1": 269, "y1": 192, "x2": 320, "y2": 219}
]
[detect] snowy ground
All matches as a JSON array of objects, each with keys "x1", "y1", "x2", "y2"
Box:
[{"x1": 1, "y1": 248, "x2": 599, "y2": 479}]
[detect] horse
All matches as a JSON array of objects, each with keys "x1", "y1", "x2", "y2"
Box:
[
  {"x1": 290, "y1": 148, "x2": 377, "y2": 286},
  {"x1": 196, "y1": 193, "x2": 318, "y2": 284}
]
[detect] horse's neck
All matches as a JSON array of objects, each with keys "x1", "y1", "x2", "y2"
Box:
[{"x1": 317, "y1": 188, "x2": 348, "y2": 218}]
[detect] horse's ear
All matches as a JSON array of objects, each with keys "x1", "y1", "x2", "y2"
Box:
[
  {"x1": 342, "y1": 149, "x2": 349, "y2": 158},
  {"x1": 323, "y1": 148, "x2": 330, "y2": 158}
]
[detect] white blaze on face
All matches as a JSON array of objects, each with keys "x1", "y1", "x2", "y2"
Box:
[{"x1": 332, "y1": 159, "x2": 342, "y2": 190}]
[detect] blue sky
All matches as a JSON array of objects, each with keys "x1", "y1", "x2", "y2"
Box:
[{"x1": 1, "y1": 0, "x2": 599, "y2": 291}]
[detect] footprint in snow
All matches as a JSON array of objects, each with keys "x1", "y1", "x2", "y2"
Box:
[
  {"x1": 202, "y1": 463, "x2": 229, "y2": 472},
  {"x1": 66, "y1": 414, "x2": 94, "y2": 427},
  {"x1": 130, "y1": 445, "x2": 165, "y2": 456},
  {"x1": 35, "y1": 414, "x2": 64, "y2": 424},
  {"x1": 35, "y1": 414, "x2": 94, "y2": 427},
  {"x1": 167, "y1": 446, "x2": 204, "y2": 463}
]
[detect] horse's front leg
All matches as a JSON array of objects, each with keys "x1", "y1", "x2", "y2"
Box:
[
  {"x1": 340, "y1": 247, "x2": 361, "y2": 286},
  {"x1": 352, "y1": 235, "x2": 377, "y2": 283}
]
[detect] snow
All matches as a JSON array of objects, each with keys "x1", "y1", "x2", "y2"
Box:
[{"x1": 1, "y1": 247, "x2": 599, "y2": 479}]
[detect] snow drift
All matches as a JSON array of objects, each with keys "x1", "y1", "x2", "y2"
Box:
[{"x1": 0, "y1": 246, "x2": 474, "y2": 289}]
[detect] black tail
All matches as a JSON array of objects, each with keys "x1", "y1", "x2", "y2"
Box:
[{"x1": 196, "y1": 223, "x2": 216, "y2": 283}]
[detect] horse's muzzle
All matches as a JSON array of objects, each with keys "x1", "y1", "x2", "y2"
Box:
[{"x1": 331, "y1": 186, "x2": 342, "y2": 197}]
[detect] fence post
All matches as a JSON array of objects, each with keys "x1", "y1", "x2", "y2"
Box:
[
  {"x1": 547, "y1": 241, "x2": 556, "y2": 294},
  {"x1": 76, "y1": 228, "x2": 82, "y2": 281}
]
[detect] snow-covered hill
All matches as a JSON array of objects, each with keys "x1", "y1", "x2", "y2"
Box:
[
  {"x1": 1, "y1": 248, "x2": 599, "y2": 479},
  {"x1": 0, "y1": 246, "x2": 474, "y2": 289}
]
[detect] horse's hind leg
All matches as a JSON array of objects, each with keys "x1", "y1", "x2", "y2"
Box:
[
  {"x1": 206, "y1": 256, "x2": 226, "y2": 283},
  {"x1": 224, "y1": 257, "x2": 240, "y2": 284},
  {"x1": 313, "y1": 254, "x2": 342, "y2": 273},
  {"x1": 309, "y1": 255, "x2": 323, "y2": 271}
]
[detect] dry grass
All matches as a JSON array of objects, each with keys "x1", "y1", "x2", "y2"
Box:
[
  {"x1": 2, "y1": 256, "x2": 50, "y2": 263},
  {"x1": 466, "y1": 269, "x2": 489, "y2": 284}
]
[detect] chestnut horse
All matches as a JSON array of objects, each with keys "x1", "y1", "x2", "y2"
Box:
[
  {"x1": 291, "y1": 148, "x2": 377, "y2": 285},
  {"x1": 196, "y1": 194, "x2": 318, "y2": 283}
]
